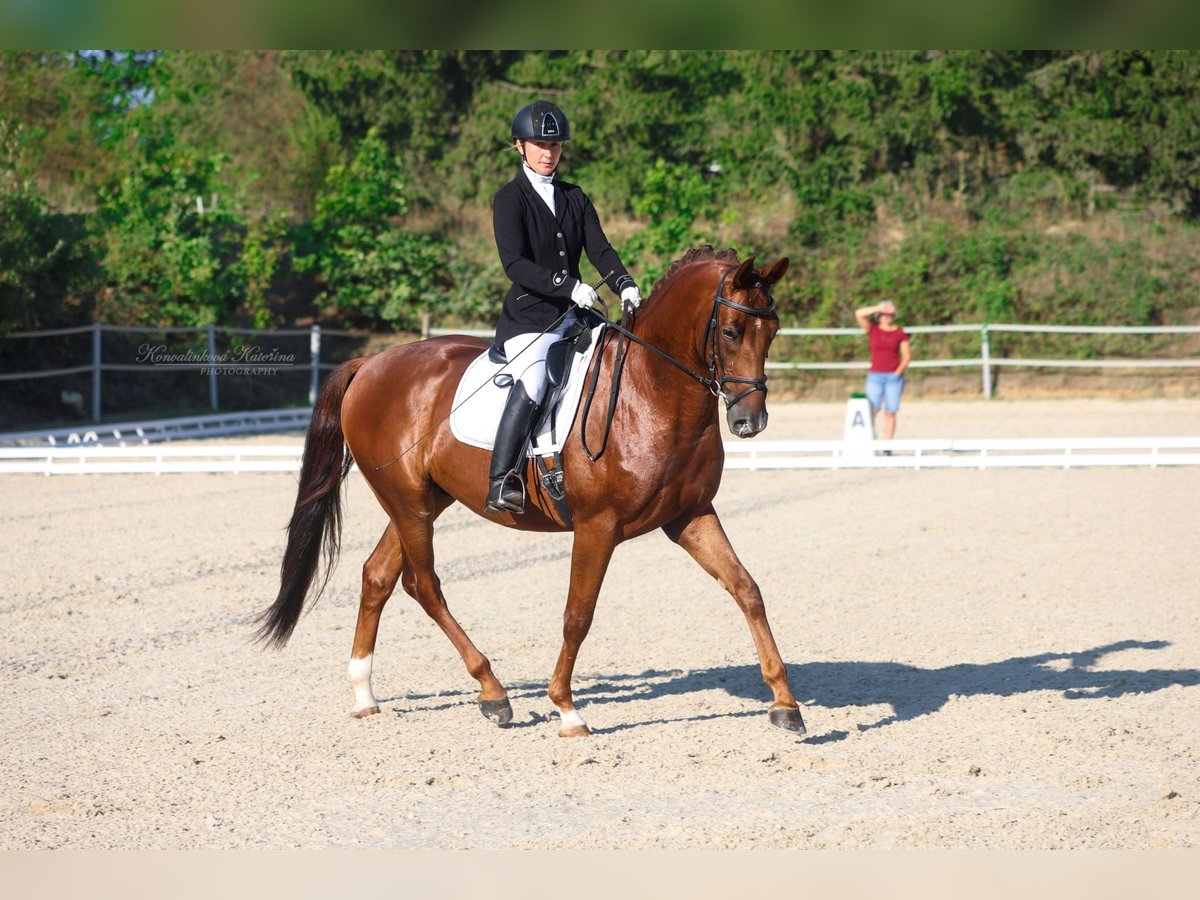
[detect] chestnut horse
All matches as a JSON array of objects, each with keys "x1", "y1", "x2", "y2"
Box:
[{"x1": 255, "y1": 246, "x2": 805, "y2": 737}]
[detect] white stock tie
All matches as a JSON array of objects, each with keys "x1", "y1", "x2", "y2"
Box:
[{"x1": 524, "y1": 166, "x2": 556, "y2": 216}]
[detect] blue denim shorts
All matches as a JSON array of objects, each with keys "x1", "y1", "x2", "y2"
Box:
[{"x1": 865, "y1": 372, "x2": 905, "y2": 413}]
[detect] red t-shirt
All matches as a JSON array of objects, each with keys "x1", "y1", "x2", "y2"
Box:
[{"x1": 868, "y1": 324, "x2": 909, "y2": 373}]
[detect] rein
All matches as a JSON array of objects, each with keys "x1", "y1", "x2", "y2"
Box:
[{"x1": 580, "y1": 265, "x2": 777, "y2": 460}]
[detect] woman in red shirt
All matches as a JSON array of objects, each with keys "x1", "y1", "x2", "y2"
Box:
[{"x1": 854, "y1": 300, "x2": 912, "y2": 440}]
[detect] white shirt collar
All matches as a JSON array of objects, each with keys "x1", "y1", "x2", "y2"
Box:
[{"x1": 522, "y1": 163, "x2": 556, "y2": 186}]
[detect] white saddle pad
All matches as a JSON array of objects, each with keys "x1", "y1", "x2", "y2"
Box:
[{"x1": 449, "y1": 325, "x2": 604, "y2": 457}]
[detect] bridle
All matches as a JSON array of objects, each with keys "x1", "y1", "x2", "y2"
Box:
[
  {"x1": 701, "y1": 265, "x2": 778, "y2": 406},
  {"x1": 580, "y1": 264, "x2": 777, "y2": 459}
]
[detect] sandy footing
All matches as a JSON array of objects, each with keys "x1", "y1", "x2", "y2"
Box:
[{"x1": 1, "y1": 398, "x2": 1198, "y2": 848}]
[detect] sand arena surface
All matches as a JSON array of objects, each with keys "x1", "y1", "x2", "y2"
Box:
[{"x1": 1, "y1": 398, "x2": 1198, "y2": 849}]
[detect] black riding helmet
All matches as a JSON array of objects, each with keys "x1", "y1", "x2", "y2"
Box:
[{"x1": 511, "y1": 100, "x2": 571, "y2": 143}]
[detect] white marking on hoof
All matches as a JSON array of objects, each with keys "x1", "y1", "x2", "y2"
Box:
[
  {"x1": 558, "y1": 708, "x2": 587, "y2": 730},
  {"x1": 347, "y1": 654, "x2": 378, "y2": 715}
]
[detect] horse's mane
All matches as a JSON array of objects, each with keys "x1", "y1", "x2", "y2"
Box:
[{"x1": 651, "y1": 245, "x2": 740, "y2": 297}]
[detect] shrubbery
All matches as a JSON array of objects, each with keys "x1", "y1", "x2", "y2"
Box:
[{"x1": 3, "y1": 49, "x2": 1200, "y2": 343}]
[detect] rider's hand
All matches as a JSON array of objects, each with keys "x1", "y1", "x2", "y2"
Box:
[
  {"x1": 571, "y1": 280, "x2": 599, "y2": 309},
  {"x1": 621, "y1": 286, "x2": 642, "y2": 312}
]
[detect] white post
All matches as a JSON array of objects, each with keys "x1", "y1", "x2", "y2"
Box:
[
  {"x1": 981, "y1": 324, "x2": 992, "y2": 400},
  {"x1": 421, "y1": 312, "x2": 431, "y2": 340},
  {"x1": 309, "y1": 325, "x2": 321, "y2": 406},
  {"x1": 207, "y1": 324, "x2": 218, "y2": 411},
  {"x1": 91, "y1": 322, "x2": 102, "y2": 423}
]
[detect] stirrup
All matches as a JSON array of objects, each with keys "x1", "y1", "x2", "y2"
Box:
[{"x1": 485, "y1": 470, "x2": 527, "y2": 515}]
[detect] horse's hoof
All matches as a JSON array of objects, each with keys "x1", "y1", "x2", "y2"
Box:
[
  {"x1": 351, "y1": 706, "x2": 381, "y2": 719},
  {"x1": 769, "y1": 706, "x2": 807, "y2": 734},
  {"x1": 480, "y1": 697, "x2": 513, "y2": 725},
  {"x1": 558, "y1": 724, "x2": 591, "y2": 738}
]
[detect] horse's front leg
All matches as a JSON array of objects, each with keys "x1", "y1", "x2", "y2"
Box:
[
  {"x1": 548, "y1": 521, "x2": 618, "y2": 737},
  {"x1": 664, "y1": 505, "x2": 806, "y2": 734}
]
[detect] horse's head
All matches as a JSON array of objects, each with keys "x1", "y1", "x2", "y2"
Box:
[{"x1": 709, "y1": 255, "x2": 788, "y2": 437}]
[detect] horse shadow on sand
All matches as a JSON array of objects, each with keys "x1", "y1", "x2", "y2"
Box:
[{"x1": 385, "y1": 639, "x2": 1200, "y2": 742}]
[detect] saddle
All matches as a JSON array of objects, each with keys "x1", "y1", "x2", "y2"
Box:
[{"x1": 485, "y1": 317, "x2": 593, "y2": 525}]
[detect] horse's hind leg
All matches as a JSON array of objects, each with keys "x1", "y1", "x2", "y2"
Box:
[
  {"x1": 348, "y1": 523, "x2": 404, "y2": 717},
  {"x1": 664, "y1": 505, "x2": 806, "y2": 735},
  {"x1": 392, "y1": 506, "x2": 513, "y2": 725}
]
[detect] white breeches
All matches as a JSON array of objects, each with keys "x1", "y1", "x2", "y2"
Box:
[{"x1": 502, "y1": 310, "x2": 580, "y2": 404}]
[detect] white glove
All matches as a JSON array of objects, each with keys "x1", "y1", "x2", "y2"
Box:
[
  {"x1": 621, "y1": 286, "x2": 642, "y2": 311},
  {"x1": 570, "y1": 280, "x2": 598, "y2": 309}
]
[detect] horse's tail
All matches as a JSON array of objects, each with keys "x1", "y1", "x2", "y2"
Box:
[{"x1": 254, "y1": 357, "x2": 367, "y2": 649}]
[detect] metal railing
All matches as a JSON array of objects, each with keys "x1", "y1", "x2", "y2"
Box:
[
  {"x1": 424, "y1": 321, "x2": 1200, "y2": 399},
  {"x1": 0, "y1": 408, "x2": 312, "y2": 447},
  {"x1": 4, "y1": 321, "x2": 1198, "y2": 430},
  {"x1": 764, "y1": 324, "x2": 1200, "y2": 399},
  {"x1": 0, "y1": 322, "x2": 354, "y2": 423}
]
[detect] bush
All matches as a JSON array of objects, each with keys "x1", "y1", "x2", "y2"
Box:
[
  {"x1": 0, "y1": 121, "x2": 96, "y2": 332},
  {"x1": 624, "y1": 157, "x2": 717, "y2": 287},
  {"x1": 296, "y1": 128, "x2": 447, "y2": 330}
]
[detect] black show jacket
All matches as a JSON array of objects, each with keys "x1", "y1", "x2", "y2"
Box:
[{"x1": 492, "y1": 168, "x2": 634, "y2": 348}]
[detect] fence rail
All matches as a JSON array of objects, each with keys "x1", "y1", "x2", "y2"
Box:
[
  {"x1": 761, "y1": 324, "x2": 1200, "y2": 399},
  {"x1": 3, "y1": 436, "x2": 1199, "y2": 475},
  {"x1": 427, "y1": 322, "x2": 1200, "y2": 399},
  {"x1": 0, "y1": 322, "x2": 362, "y2": 423},
  {"x1": 4, "y1": 321, "x2": 1198, "y2": 425},
  {"x1": 723, "y1": 437, "x2": 1200, "y2": 470}
]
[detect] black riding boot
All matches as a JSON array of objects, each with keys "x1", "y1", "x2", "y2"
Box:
[{"x1": 485, "y1": 383, "x2": 540, "y2": 515}]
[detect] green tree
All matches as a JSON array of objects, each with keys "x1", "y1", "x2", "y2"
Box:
[
  {"x1": 624, "y1": 157, "x2": 717, "y2": 286},
  {"x1": 298, "y1": 128, "x2": 446, "y2": 329},
  {"x1": 285, "y1": 51, "x2": 515, "y2": 197},
  {"x1": 137, "y1": 51, "x2": 339, "y2": 220},
  {"x1": 1010, "y1": 52, "x2": 1200, "y2": 215},
  {"x1": 0, "y1": 120, "x2": 95, "y2": 331},
  {"x1": 93, "y1": 124, "x2": 244, "y2": 327}
]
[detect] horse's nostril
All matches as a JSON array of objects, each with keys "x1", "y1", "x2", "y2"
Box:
[{"x1": 733, "y1": 412, "x2": 768, "y2": 437}]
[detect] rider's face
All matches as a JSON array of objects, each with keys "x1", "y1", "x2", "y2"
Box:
[{"x1": 520, "y1": 139, "x2": 563, "y2": 176}]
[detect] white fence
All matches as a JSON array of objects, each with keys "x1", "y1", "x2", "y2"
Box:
[
  {"x1": 0, "y1": 444, "x2": 308, "y2": 475},
  {"x1": 3, "y1": 436, "x2": 1199, "y2": 475},
  {"x1": 723, "y1": 437, "x2": 1200, "y2": 470}
]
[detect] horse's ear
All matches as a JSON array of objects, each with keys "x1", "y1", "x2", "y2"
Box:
[
  {"x1": 731, "y1": 256, "x2": 757, "y2": 290},
  {"x1": 760, "y1": 257, "x2": 789, "y2": 286}
]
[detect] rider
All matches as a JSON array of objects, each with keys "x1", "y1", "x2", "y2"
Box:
[{"x1": 485, "y1": 100, "x2": 642, "y2": 515}]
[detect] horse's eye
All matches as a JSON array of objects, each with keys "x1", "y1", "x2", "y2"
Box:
[{"x1": 722, "y1": 326, "x2": 738, "y2": 341}]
